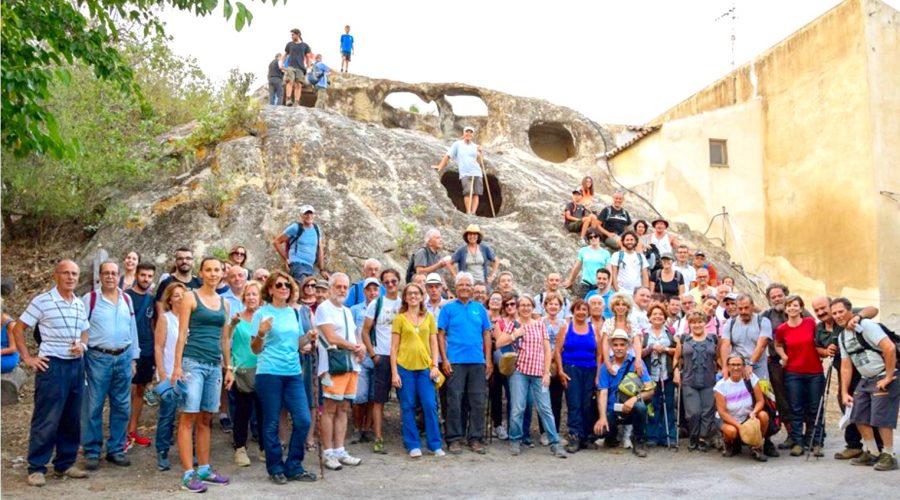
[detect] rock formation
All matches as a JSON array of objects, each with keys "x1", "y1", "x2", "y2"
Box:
[{"x1": 85, "y1": 74, "x2": 763, "y2": 301}]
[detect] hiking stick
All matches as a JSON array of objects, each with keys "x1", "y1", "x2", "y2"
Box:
[
  {"x1": 661, "y1": 377, "x2": 672, "y2": 450},
  {"x1": 485, "y1": 373, "x2": 493, "y2": 444},
  {"x1": 311, "y1": 351, "x2": 325, "y2": 479},
  {"x1": 806, "y1": 357, "x2": 834, "y2": 461},
  {"x1": 675, "y1": 384, "x2": 680, "y2": 448},
  {"x1": 478, "y1": 157, "x2": 496, "y2": 217},
  {"x1": 467, "y1": 176, "x2": 476, "y2": 214}
]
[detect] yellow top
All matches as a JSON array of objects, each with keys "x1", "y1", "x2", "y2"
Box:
[{"x1": 392, "y1": 311, "x2": 436, "y2": 371}]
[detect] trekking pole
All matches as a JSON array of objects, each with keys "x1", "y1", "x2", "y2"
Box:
[
  {"x1": 674, "y1": 385, "x2": 680, "y2": 448},
  {"x1": 478, "y1": 157, "x2": 496, "y2": 217},
  {"x1": 660, "y1": 377, "x2": 672, "y2": 450},
  {"x1": 311, "y1": 351, "x2": 325, "y2": 479},
  {"x1": 806, "y1": 356, "x2": 835, "y2": 461},
  {"x1": 485, "y1": 372, "x2": 492, "y2": 444}
]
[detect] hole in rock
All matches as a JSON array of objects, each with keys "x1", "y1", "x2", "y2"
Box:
[
  {"x1": 440, "y1": 171, "x2": 503, "y2": 218},
  {"x1": 384, "y1": 92, "x2": 438, "y2": 115},
  {"x1": 528, "y1": 122, "x2": 576, "y2": 163},
  {"x1": 444, "y1": 95, "x2": 489, "y2": 116}
]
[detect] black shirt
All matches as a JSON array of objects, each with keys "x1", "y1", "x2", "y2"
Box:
[
  {"x1": 598, "y1": 206, "x2": 632, "y2": 235},
  {"x1": 125, "y1": 289, "x2": 155, "y2": 357},
  {"x1": 284, "y1": 41, "x2": 311, "y2": 69},
  {"x1": 565, "y1": 201, "x2": 588, "y2": 221},
  {"x1": 267, "y1": 58, "x2": 282, "y2": 80},
  {"x1": 154, "y1": 275, "x2": 203, "y2": 306}
]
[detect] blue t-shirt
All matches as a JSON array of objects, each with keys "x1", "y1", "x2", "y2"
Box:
[
  {"x1": 283, "y1": 222, "x2": 319, "y2": 266},
  {"x1": 340, "y1": 34, "x2": 354, "y2": 53},
  {"x1": 125, "y1": 289, "x2": 156, "y2": 357},
  {"x1": 437, "y1": 299, "x2": 492, "y2": 364},
  {"x1": 251, "y1": 304, "x2": 311, "y2": 376},
  {"x1": 447, "y1": 140, "x2": 481, "y2": 178},
  {"x1": 597, "y1": 353, "x2": 650, "y2": 411},
  {"x1": 578, "y1": 246, "x2": 611, "y2": 286},
  {"x1": 344, "y1": 280, "x2": 385, "y2": 307},
  {"x1": 584, "y1": 288, "x2": 614, "y2": 318},
  {"x1": 314, "y1": 62, "x2": 330, "y2": 89},
  {"x1": 1, "y1": 320, "x2": 19, "y2": 374}
]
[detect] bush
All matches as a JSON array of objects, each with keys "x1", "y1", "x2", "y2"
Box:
[{"x1": 184, "y1": 69, "x2": 259, "y2": 151}]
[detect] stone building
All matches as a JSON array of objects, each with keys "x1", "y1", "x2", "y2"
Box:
[{"x1": 607, "y1": 0, "x2": 899, "y2": 327}]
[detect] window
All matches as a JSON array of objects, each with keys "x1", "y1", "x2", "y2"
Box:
[{"x1": 709, "y1": 139, "x2": 728, "y2": 167}]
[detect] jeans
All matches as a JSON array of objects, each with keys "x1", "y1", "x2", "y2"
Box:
[
  {"x1": 647, "y1": 377, "x2": 677, "y2": 446},
  {"x1": 538, "y1": 375, "x2": 563, "y2": 435},
  {"x1": 301, "y1": 353, "x2": 315, "y2": 409},
  {"x1": 598, "y1": 400, "x2": 648, "y2": 443},
  {"x1": 682, "y1": 385, "x2": 715, "y2": 440},
  {"x1": 256, "y1": 373, "x2": 311, "y2": 477},
  {"x1": 156, "y1": 383, "x2": 178, "y2": 455},
  {"x1": 268, "y1": 77, "x2": 283, "y2": 105},
  {"x1": 445, "y1": 363, "x2": 487, "y2": 444},
  {"x1": 81, "y1": 349, "x2": 132, "y2": 458},
  {"x1": 178, "y1": 357, "x2": 222, "y2": 413},
  {"x1": 509, "y1": 371, "x2": 559, "y2": 445},
  {"x1": 27, "y1": 357, "x2": 84, "y2": 474},
  {"x1": 785, "y1": 371, "x2": 826, "y2": 447},
  {"x1": 398, "y1": 367, "x2": 442, "y2": 452},
  {"x1": 234, "y1": 389, "x2": 264, "y2": 451},
  {"x1": 564, "y1": 364, "x2": 596, "y2": 442}
]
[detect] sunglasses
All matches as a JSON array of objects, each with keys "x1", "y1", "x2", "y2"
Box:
[
  {"x1": 274, "y1": 282, "x2": 291, "y2": 289},
  {"x1": 384, "y1": 279, "x2": 399, "y2": 285},
  {"x1": 505, "y1": 303, "x2": 518, "y2": 308},
  {"x1": 304, "y1": 283, "x2": 316, "y2": 288},
  {"x1": 587, "y1": 234, "x2": 600, "y2": 240},
  {"x1": 231, "y1": 251, "x2": 246, "y2": 256}
]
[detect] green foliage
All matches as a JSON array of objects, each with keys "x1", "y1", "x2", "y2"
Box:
[
  {"x1": 208, "y1": 246, "x2": 231, "y2": 262},
  {"x1": 185, "y1": 69, "x2": 260, "y2": 150},
  {"x1": 408, "y1": 203, "x2": 427, "y2": 217},
  {"x1": 409, "y1": 104, "x2": 420, "y2": 114},
  {"x1": 1, "y1": 0, "x2": 283, "y2": 159},
  {"x1": 201, "y1": 173, "x2": 234, "y2": 218},
  {"x1": 395, "y1": 221, "x2": 418, "y2": 257}
]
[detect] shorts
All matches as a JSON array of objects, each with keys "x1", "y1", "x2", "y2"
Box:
[
  {"x1": 341, "y1": 51, "x2": 351, "y2": 61},
  {"x1": 566, "y1": 221, "x2": 583, "y2": 233},
  {"x1": 322, "y1": 371, "x2": 359, "y2": 402},
  {"x1": 283, "y1": 66, "x2": 306, "y2": 82},
  {"x1": 132, "y1": 356, "x2": 155, "y2": 385},
  {"x1": 289, "y1": 262, "x2": 314, "y2": 283},
  {"x1": 850, "y1": 370, "x2": 900, "y2": 429},
  {"x1": 460, "y1": 175, "x2": 484, "y2": 196},
  {"x1": 354, "y1": 355, "x2": 375, "y2": 404},
  {"x1": 372, "y1": 355, "x2": 392, "y2": 404},
  {"x1": 177, "y1": 357, "x2": 223, "y2": 413}
]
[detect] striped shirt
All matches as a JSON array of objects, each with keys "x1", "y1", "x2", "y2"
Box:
[
  {"x1": 515, "y1": 321, "x2": 550, "y2": 377},
  {"x1": 19, "y1": 287, "x2": 90, "y2": 359}
]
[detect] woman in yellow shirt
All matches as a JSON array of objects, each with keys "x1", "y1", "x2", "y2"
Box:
[{"x1": 390, "y1": 283, "x2": 445, "y2": 458}]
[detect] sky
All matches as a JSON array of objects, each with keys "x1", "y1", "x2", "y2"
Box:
[{"x1": 160, "y1": 0, "x2": 898, "y2": 125}]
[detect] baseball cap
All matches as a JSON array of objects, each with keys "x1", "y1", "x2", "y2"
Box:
[
  {"x1": 463, "y1": 126, "x2": 475, "y2": 133},
  {"x1": 694, "y1": 250, "x2": 706, "y2": 257},
  {"x1": 572, "y1": 189, "x2": 582, "y2": 195},
  {"x1": 363, "y1": 277, "x2": 381, "y2": 288},
  {"x1": 659, "y1": 252, "x2": 674, "y2": 261},
  {"x1": 724, "y1": 292, "x2": 739, "y2": 302},
  {"x1": 300, "y1": 204, "x2": 315, "y2": 214},
  {"x1": 315, "y1": 279, "x2": 328, "y2": 289},
  {"x1": 425, "y1": 273, "x2": 443, "y2": 285}
]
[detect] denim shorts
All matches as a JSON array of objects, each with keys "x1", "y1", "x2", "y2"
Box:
[
  {"x1": 354, "y1": 355, "x2": 376, "y2": 404},
  {"x1": 177, "y1": 357, "x2": 222, "y2": 413}
]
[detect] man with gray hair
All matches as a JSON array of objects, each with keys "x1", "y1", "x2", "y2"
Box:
[
  {"x1": 411, "y1": 229, "x2": 454, "y2": 284},
  {"x1": 596, "y1": 191, "x2": 632, "y2": 250},
  {"x1": 438, "y1": 272, "x2": 493, "y2": 455},
  {"x1": 345, "y1": 259, "x2": 385, "y2": 307}
]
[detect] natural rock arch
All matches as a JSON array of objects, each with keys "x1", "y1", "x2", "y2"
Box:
[
  {"x1": 439, "y1": 171, "x2": 503, "y2": 218},
  {"x1": 528, "y1": 122, "x2": 576, "y2": 163}
]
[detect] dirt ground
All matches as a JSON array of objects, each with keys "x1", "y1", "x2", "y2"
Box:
[{"x1": 2, "y1": 380, "x2": 898, "y2": 499}]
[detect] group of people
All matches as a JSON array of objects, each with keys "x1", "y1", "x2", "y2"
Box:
[
  {"x1": 6, "y1": 181, "x2": 899, "y2": 491},
  {"x1": 267, "y1": 25, "x2": 355, "y2": 108}
]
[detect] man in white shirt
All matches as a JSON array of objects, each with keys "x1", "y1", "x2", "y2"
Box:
[
  {"x1": 609, "y1": 231, "x2": 649, "y2": 294},
  {"x1": 673, "y1": 245, "x2": 696, "y2": 288}
]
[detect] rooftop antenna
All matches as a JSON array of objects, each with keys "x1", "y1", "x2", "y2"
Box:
[{"x1": 715, "y1": 0, "x2": 737, "y2": 68}]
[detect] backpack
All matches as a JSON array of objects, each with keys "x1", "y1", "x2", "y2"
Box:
[
  {"x1": 307, "y1": 64, "x2": 325, "y2": 85},
  {"x1": 87, "y1": 290, "x2": 134, "y2": 321},
  {"x1": 841, "y1": 321, "x2": 900, "y2": 358},
  {"x1": 743, "y1": 378, "x2": 781, "y2": 436},
  {"x1": 644, "y1": 243, "x2": 661, "y2": 274},
  {"x1": 285, "y1": 222, "x2": 321, "y2": 259},
  {"x1": 405, "y1": 247, "x2": 427, "y2": 284},
  {"x1": 615, "y1": 250, "x2": 646, "y2": 270}
]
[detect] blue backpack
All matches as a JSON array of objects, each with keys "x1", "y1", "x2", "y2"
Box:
[{"x1": 307, "y1": 64, "x2": 325, "y2": 85}]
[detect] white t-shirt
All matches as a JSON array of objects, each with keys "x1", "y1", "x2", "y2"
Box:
[
  {"x1": 673, "y1": 263, "x2": 696, "y2": 288},
  {"x1": 315, "y1": 299, "x2": 360, "y2": 375},
  {"x1": 365, "y1": 296, "x2": 401, "y2": 356},
  {"x1": 714, "y1": 374, "x2": 760, "y2": 422},
  {"x1": 611, "y1": 250, "x2": 648, "y2": 294},
  {"x1": 162, "y1": 311, "x2": 179, "y2": 377}
]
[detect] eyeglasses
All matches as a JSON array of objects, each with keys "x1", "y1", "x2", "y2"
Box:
[
  {"x1": 505, "y1": 303, "x2": 518, "y2": 308},
  {"x1": 587, "y1": 234, "x2": 600, "y2": 240},
  {"x1": 231, "y1": 252, "x2": 246, "y2": 257},
  {"x1": 274, "y1": 282, "x2": 291, "y2": 289},
  {"x1": 406, "y1": 291, "x2": 422, "y2": 297},
  {"x1": 384, "y1": 279, "x2": 399, "y2": 285},
  {"x1": 100, "y1": 271, "x2": 118, "y2": 277},
  {"x1": 304, "y1": 283, "x2": 316, "y2": 288}
]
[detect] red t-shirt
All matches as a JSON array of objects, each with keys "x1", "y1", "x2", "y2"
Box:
[{"x1": 775, "y1": 317, "x2": 823, "y2": 374}]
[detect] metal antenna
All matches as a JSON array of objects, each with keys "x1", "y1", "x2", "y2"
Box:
[{"x1": 715, "y1": 0, "x2": 737, "y2": 68}]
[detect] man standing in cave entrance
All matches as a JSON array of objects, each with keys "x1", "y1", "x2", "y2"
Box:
[{"x1": 432, "y1": 126, "x2": 484, "y2": 215}]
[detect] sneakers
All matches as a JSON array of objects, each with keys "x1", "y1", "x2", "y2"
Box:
[
  {"x1": 751, "y1": 447, "x2": 768, "y2": 462},
  {"x1": 565, "y1": 437, "x2": 582, "y2": 454},
  {"x1": 338, "y1": 452, "x2": 362, "y2": 466},
  {"x1": 198, "y1": 469, "x2": 230, "y2": 485},
  {"x1": 494, "y1": 425, "x2": 509, "y2": 441},
  {"x1": 470, "y1": 440, "x2": 487, "y2": 455},
  {"x1": 622, "y1": 425, "x2": 633, "y2": 449},
  {"x1": 763, "y1": 439, "x2": 780, "y2": 458},
  {"x1": 789, "y1": 444, "x2": 804, "y2": 457},
  {"x1": 57, "y1": 466, "x2": 88, "y2": 478},
  {"x1": 696, "y1": 440, "x2": 709, "y2": 453},
  {"x1": 234, "y1": 447, "x2": 251, "y2": 467},
  {"x1": 324, "y1": 454, "x2": 343, "y2": 470},
  {"x1": 269, "y1": 473, "x2": 288, "y2": 485},
  {"x1": 287, "y1": 470, "x2": 317, "y2": 482},
  {"x1": 27, "y1": 472, "x2": 46, "y2": 487},
  {"x1": 834, "y1": 447, "x2": 863, "y2": 460},
  {"x1": 874, "y1": 453, "x2": 899, "y2": 471},
  {"x1": 409, "y1": 448, "x2": 423, "y2": 458},
  {"x1": 143, "y1": 388, "x2": 160, "y2": 407},
  {"x1": 258, "y1": 448, "x2": 267, "y2": 462},
  {"x1": 127, "y1": 432, "x2": 151, "y2": 448},
  {"x1": 106, "y1": 453, "x2": 131, "y2": 467},
  {"x1": 372, "y1": 438, "x2": 387, "y2": 454},
  {"x1": 632, "y1": 442, "x2": 648, "y2": 458},
  {"x1": 448, "y1": 441, "x2": 463, "y2": 455},
  {"x1": 157, "y1": 451, "x2": 171, "y2": 471},
  {"x1": 510, "y1": 442, "x2": 521, "y2": 456},
  {"x1": 431, "y1": 449, "x2": 446, "y2": 457},
  {"x1": 550, "y1": 443, "x2": 568, "y2": 459},
  {"x1": 219, "y1": 416, "x2": 233, "y2": 433},
  {"x1": 182, "y1": 473, "x2": 208, "y2": 493},
  {"x1": 851, "y1": 450, "x2": 878, "y2": 466},
  {"x1": 540, "y1": 433, "x2": 550, "y2": 446},
  {"x1": 84, "y1": 456, "x2": 100, "y2": 471}
]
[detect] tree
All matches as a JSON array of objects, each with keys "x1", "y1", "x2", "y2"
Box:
[{"x1": 1, "y1": 0, "x2": 282, "y2": 159}]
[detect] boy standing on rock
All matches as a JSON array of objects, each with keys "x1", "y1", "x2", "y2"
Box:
[{"x1": 432, "y1": 126, "x2": 484, "y2": 215}]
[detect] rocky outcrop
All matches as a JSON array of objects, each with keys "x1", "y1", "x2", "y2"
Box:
[{"x1": 87, "y1": 76, "x2": 763, "y2": 301}]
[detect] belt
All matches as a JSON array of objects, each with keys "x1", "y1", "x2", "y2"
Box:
[{"x1": 91, "y1": 346, "x2": 129, "y2": 356}]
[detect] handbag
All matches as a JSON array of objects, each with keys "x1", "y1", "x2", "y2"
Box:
[
  {"x1": 233, "y1": 367, "x2": 257, "y2": 393},
  {"x1": 739, "y1": 417, "x2": 764, "y2": 447},
  {"x1": 320, "y1": 307, "x2": 353, "y2": 375},
  {"x1": 497, "y1": 320, "x2": 520, "y2": 377}
]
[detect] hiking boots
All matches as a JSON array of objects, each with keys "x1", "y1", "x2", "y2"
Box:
[
  {"x1": 811, "y1": 445, "x2": 824, "y2": 458},
  {"x1": 723, "y1": 441, "x2": 742, "y2": 457},
  {"x1": 763, "y1": 439, "x2": 780, "y2": 458},
  {"x1": 27, "y1": 472, "x2": 46, "y2": 487},
  {"x1": 632, "y1": 442, "x2": 648, "y2": 458},
  {"x1": 448, "y1": 441, "x2": 463, "y2": 455},
  {"x1": 834, "y1": 447, "x2": 863, "y2": 460},
  {"x1": 550, "y1": 443, "x2": 568, "y2": 458},
  {"x1": 789, "y1": 444, "x2": 804, "y2": 457},
  {"x1": 234, "y1": 446, "x2": 251, "y2": 467},
  {"x1": 565, "y1": 435, "x2": 581, "y2": 454},
  {"x1": 751, "y1": 447, "x2": 768, "y2": 462},
  {"x1": 874, "y1": 453, "x2": 898, "y2": 471},
  {"x1": 470, "y1": 440, "x2": 487, "y2": 455},
  {"x1": 57, "y1": 466, "x2": 88, "y2": 479},
  {"x1": 850, "y1": 450, "x2": 878, "y2": 466}
]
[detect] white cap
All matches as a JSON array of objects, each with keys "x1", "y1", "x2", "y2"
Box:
[
  {"x1": 363, "y1": 277, "x2": 380, "y2": 288},
  {"x1": 425, "y1": 273, "x2": 443, "y2": 285},
  {"x1": 463, "y1": 126, "x2": 475, "y2": 133},
  {"x1": 300, "y1": 204, "x2": 315, "y2": 214}
]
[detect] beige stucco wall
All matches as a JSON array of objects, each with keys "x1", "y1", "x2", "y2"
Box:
[
  {"x1": 611, "y1": 99, "x2": 766, "y2": 270},
  {"x1": 614, "y1": 0, "x2": 899, "y2": 322}
]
